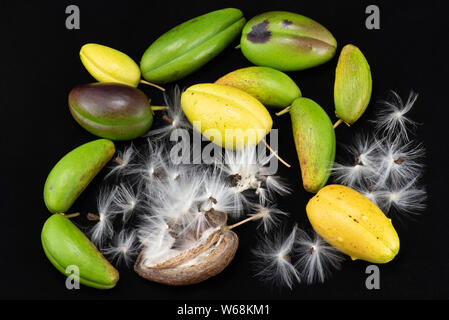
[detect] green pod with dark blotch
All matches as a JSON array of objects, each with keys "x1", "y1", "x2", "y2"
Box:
[
  {"x1": 69, "y1": 83, "x2": 153, "y2": 140},
  {"x1": 290, "y1": 97, "x2": 336, "y2": 193},
  {"x1": 41, "y1": 214, "x2": 119, "y2": 289},
  {"x1": 215, "y1": 66, "x2": 301, "y2": 108},
  {"x1": 44, "y1": 139, "x2": 115, "y2": 213},
  {"x1": 241, "y1": 11, "x2": 337, "y2": 71},
  {"x1": 334, "y1": 44, "x2": 372, "y2": 125},
  {"x1": 140, "y1": 8, "x2": 245, "y2": 83}
]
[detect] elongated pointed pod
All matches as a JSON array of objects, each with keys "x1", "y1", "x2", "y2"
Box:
[
  {"x1": 69, "y1": 83, "x2": 153, "y2": 140},
  {"x1": 80, "y1": 43, "x2": 141, "y2": 87},
  {"x1": 240, "y1": 11, "x2": 337, "y2": 71},
  {"x1": 42, "y1": 214, "x2": 119, "y2": 289},
  {"x1": 334, "y1": 44, "x2": 372, "y2": 125},
  {"x1": 215, "y1": 66, "x2": 301, "y2": 108},
  {"x1": 306, "y1": 185, "x2": 400, "y2": 263},
  {"x1": 181, "y1": 83, "x2": 272, "y2": 149},
  {"x1": 290, "y1": 98, "x2": 336, "y2": 193},
  {"x1": 140, "y1": 8, "x2": 245, "y2": 84},
  {"x1": 44, "y1": 139, "x2": 115, "y2": 213}
]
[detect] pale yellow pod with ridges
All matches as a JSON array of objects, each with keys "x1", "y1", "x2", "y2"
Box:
[
  {"x1": 181, "y1": 83, "x2": 273, "y2": 149},
  {"x1": 80, "y1": 43, "x2": 141, "y2": 87},
  {"x1": 306, "y1": 185, "x2": 400, "y2": 263}
]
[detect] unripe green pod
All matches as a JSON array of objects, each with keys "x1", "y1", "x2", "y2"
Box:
[
  {"x1": 44, "y1": 139, "x2": 115, "y2": 213},
  {"x1": 41, "y1": 214, "x2": 119, "y2": 289},
  {"x1": 80, "y1": 43, "x2": 141, "y2": 87},
  {"x1": 290, "y1": 98, "x2": 336, "y2": 193},
  {"x1": 69, "y1": 83, "x2": 153, "y2": 140},
  {"x1": 240, "y1": 11, "x2": 337, "y2": 71},
  {"x1": 334, "y1": 44, "x2": 372, "y2": 125},
  {"x1": 141, "y1": 8, "x2": 245, "y2": 83},
  {"x1": 215, "y1": 66, "x2": 301, "y2": 108}
]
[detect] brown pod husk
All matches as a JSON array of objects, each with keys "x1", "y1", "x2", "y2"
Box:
[
  {"x1": 148, "y1": 229, "x2": 222, "y2": 269},
  {"x1": 134, "y1": 229, "x2": 239, "y2": 286}
]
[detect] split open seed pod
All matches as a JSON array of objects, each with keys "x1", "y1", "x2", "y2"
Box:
[{"x1": 134, "y1": 209, "x2": 239, "y2": 285}]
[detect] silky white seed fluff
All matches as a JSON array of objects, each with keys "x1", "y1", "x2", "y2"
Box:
[
  {"x1": 294, "y1": 228, "x2": 344, "y2": 284},
  {"x1": 249, "y1": 204, "x2": 289, "y2": 233},
  {"x1": 374, "y1": 137, "x2": 424, "y2": 188},
  {"x1": 143, "y1": 85, "x2": 191, "y2": 139},
  {"x1": 105, "y1": 144, "x2": 137, "y2": 179},
  {"x1": 264, "y1": 175, "x2": 291, "y2": 197},
  {"x1": 377, "y1": 178, "x2": 427, "y2": 216},
  {"x1": 219, "y1": 145, "x2": 288, "y2": 204},
  {"x1": 332, "y1": 133, "x2": 380, "y2": 188},
  {"x1": 332, "y1": 162, "x2": 377, "y2": 189},
  {"x1": 113, "y1": 183, "x2": 140, "y2": 223},
  {"x1": 198, "y1": 168, "x2": 245, "y2": 218},
  {"x1": 102, "y1": 229, "x2": 139, "y2": 266},
  {"x1": 252, "y1": 225, "x2": 301, "y2": 289},
  {"x1": 90, "y1": 186, "x2": 120, "y2": 247},
  {"x1": 373, "y1": 90, "x2": 419, "y2": 141}
]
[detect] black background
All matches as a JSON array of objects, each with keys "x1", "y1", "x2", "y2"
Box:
[{"x1": 1, "y1": 0, "x2": 448, "y2": 300}]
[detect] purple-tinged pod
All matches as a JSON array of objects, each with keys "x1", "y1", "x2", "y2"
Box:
[{"x1": 68, "y1": 83, "x2": 153, "y2": 140}]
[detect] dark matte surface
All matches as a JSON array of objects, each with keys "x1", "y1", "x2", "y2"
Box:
[{"x1": 1, "y1": 0, "x2": 447, "y2": 299}]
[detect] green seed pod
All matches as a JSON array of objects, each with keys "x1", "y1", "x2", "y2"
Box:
[
  {"x1": 41, "y1": 214, "x2": 119, "y2": 289},
  {"x1": 68, "y1": 83, "x2": 153, "y2": 140},
  {"x1": 215, "y1": 66, "x2": 301, "y2": 108},
  {"x1": 44, "y1": 139, "x2": 115, "y2": 213},
  {"x1": 240, "y1": 11, "x2": 337, "y2": 71},
  {"x1": 140, "y1": 8, "x2": 245, "y2": 83},
  {"x1": 80, "y1": 43, "x2": 141, "y2": 87},
  {"x1": 290, "y1": 97, "x2": 336, "y2": 193},
  {"x1": 334, "y1": 44, "x2": 372, "y2": 125}
]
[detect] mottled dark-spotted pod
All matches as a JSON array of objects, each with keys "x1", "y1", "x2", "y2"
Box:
[{"x1": 241, "y1": 11, "x2": 337, "y2": 71}]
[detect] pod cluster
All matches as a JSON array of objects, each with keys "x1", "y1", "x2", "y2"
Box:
[{"x1": 41, "y1": 7, "x2": 426, "y2": 290}]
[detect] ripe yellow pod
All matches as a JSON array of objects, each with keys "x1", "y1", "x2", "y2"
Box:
[
  {"x1": 80, "y1": 43, "x2": 141, "y2": 87},
  {"x1": 306, "y1": 185, "x2": 400, "y2": 263},
  {"x1": 181, "y1": 83, "x2": 272, "y2": 149}
]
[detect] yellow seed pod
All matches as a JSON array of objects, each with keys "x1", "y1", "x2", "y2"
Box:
[
  {"x1": 306, "y1": 185, "x2": 400, "y2": 263},
  {"x1": 181, "y1": 83, "x2": 272, "y2": 149},
  {"x1": 80, "y1": 43, "x2": 141, "y2": 87}
]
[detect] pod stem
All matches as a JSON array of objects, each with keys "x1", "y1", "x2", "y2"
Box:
[
  {"x1": 262, "y1": 139, "x2": 291, "y2": 168},
  {"x1": 275, "y1": 105, "x2": 291, "y2": 116},
  {"x1": 227, "y1": 215, "x2": 259, "y2": 230},
  {"x1": 333, "y1": 119, "x2": 343, "y2": 129},
  {"x1": 235, "y1": 44, "x2": 241, "y2": 50},
  {"x1": 140, "y1": 79, "x2": 166, "y2": 92},
  {"x1": 61, "y1": 212, "x2": 80, "y2": 219},
  {"x1": 151, "y1": 106, "x2": 169, "y2": 111}
]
